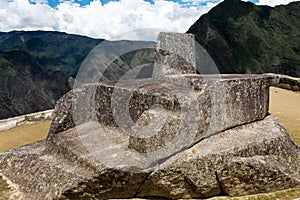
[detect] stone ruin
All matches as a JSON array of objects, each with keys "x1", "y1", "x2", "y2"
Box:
[{"x1": 0, "y1": 32, "x2": 300, "y2": 199}]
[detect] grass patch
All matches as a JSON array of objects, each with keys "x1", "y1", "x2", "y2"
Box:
[
  {"x1": 210, "y1": 187, "x2": 300, "y2": 200},
  {"x1": 0, "y1": 120, "x2": 51, "y2": 152},
  {"x1": 269, "y1": 87, "x2": 300, "y2": 145}
]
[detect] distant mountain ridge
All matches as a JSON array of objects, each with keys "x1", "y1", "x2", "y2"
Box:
[
  {"x1": 187, "y1": 0, "x2": 300, "y2": 77},
  {"x1": 0, "y1": 31, "x2": 155, "y2": 119},
  {"x1": 0, "y1": 31, "x2": 102, "y2": 119},
  {"x1": 0, "y1": 50, "x2": 69, "y2": 119},
  {"x1": 0, "y1": 31, "x2": 103, "y2": 77}
]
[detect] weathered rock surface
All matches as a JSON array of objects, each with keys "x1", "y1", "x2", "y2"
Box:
[
  {"x1": 153, "y1": 32, "x2": 196, "y2": 78},
  {"x1": 0, "y1": 32, "x2": 300, "y2": 199},
  {"x1": 48, "y1": 74, "x2": 272, "y2": 152},
  {"x1": 136, "y1": 116, "x2": 300, "y2": 198},
  {"x1": 0, "y1": 116, "x2": 299, "y2": 199},
  {"x1": 0, "y1": 122, "x2": 150, "y2": 200}
]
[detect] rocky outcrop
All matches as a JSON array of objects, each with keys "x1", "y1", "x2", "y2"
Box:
[
  {"x1": 1, "y1": 115, "x2": 299, "y2": 199},
  {"x1": 136, "y1": 116, "x2": 300, "y2": 198},
  {"x1": 0, "y1": 32, "x2": 299, "y2": 199}
]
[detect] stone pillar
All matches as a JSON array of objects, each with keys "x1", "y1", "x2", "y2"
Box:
[{"x1": 153, "y1": 32, "x2": 196, "y2": 79}]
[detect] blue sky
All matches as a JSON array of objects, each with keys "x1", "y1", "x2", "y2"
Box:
[
  {"x1": 0, "y1": 0, "x2": 297, "y2": 40},
  {"x1": 46, "y1": 0, "x2": 259, "y2": 8}
]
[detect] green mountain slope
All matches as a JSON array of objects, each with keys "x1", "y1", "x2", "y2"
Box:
[
  {"x1": 0, "y1": 31, "x2": 155, "y2": 119},
  {"x1": 0, "y1": 50, "x2": 69, "y2": 119},
  {"x1": 0, "y1": 31, "x2": 100, "y2": 119},
  {"x1": 187, "y1": 0, "x2": 300, "y2": 77},
  {"x1": 0, "y1": 31, "x2": 103, "y2": 77}
]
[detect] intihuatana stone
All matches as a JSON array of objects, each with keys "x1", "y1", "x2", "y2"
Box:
[
  {"x1": 48, "y1": 72, "x2": 300, "y2": 155},
  {"x1": 0, "y1": 32, "x2": 300, "y2": 199},
  {"x1": 48, "y1": 74, "x2": 273, "y2": 153}
]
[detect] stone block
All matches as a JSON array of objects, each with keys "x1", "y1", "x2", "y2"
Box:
[{"x1": 153, "y1": 32, "x2": 196, "y2": 79}]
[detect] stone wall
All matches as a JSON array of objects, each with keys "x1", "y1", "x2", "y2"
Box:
[{"x1": 0, "y1": 109, "x2": 54, "y2": 131}]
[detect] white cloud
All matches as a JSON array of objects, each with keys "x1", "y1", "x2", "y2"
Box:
[
  {"x1": 0, "y1": 0, "x2": 299, "y2": 40},
  {"x1": 0, "y1": 0, "x2": 57, "y2": 31},
  {"x1": 181, "y1": 0, "x2": 221, "y2": 6},
  {"x1": 0, "y1": 0, "x2": 220, "y2": 40},
  {"x1": 256, "y1": 0, "x2": 298, "y2": 6}
]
